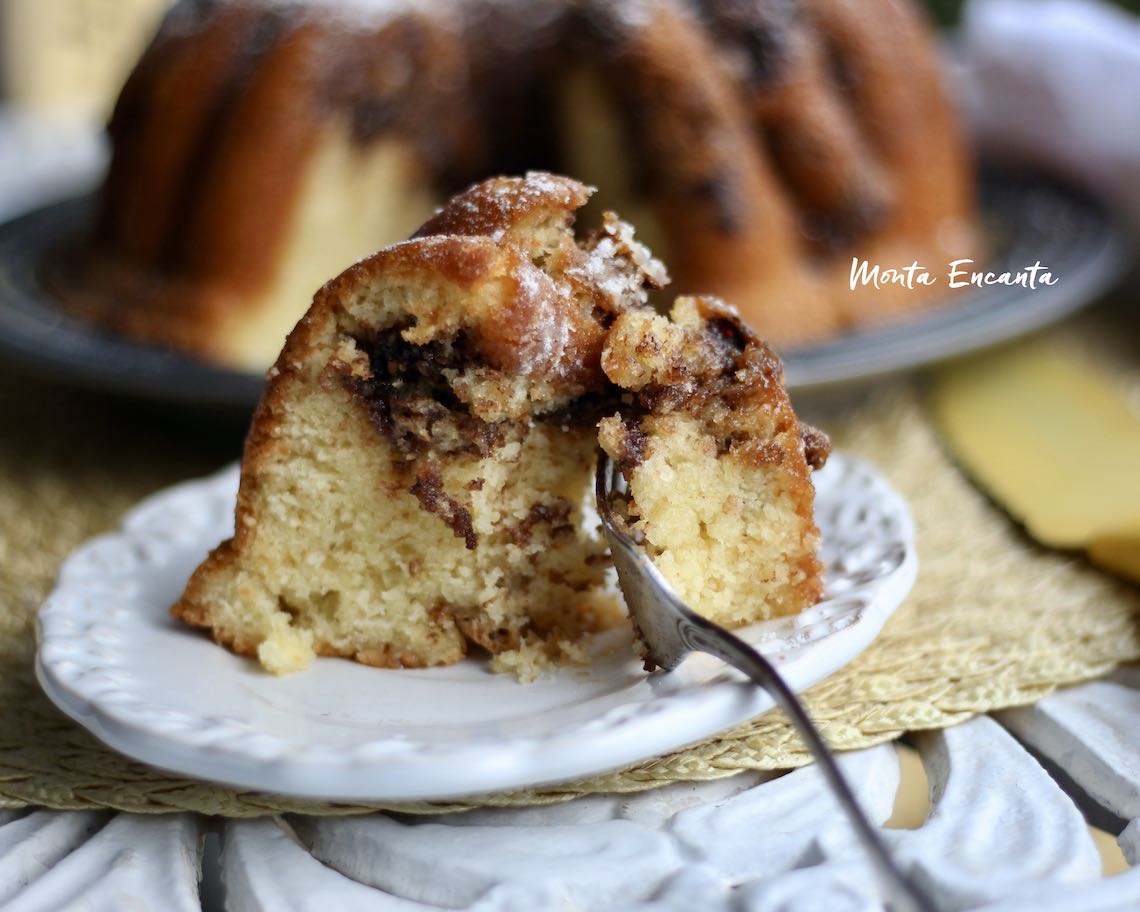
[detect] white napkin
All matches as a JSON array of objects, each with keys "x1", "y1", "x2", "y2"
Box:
[
  {"x1": 0, "y1": 107, "x2": 105, "y2": 221},
  {"x1": 956, "y1": 0, "x2": 1140, "y2": 226}
]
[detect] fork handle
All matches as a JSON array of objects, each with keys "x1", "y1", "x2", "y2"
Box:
[{"x1": 676, "y1": 614, "x2": 934, "y2": 912}]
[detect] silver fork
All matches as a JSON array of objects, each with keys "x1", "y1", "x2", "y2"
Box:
[{"x1": 595, "y1": 454, "x2": 933, "y2": 912}]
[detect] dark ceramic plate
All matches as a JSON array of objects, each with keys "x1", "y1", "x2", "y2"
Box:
[
  {"x1": 0, "y1": 197, "x2": 264, "y2": 409},
  {"x1": 0, "y1": 172, "x2": 1131, "y2": 409}
]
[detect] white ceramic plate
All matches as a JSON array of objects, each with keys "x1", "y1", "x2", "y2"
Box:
[{"x1": 36, "y1": 453, "x2": 916, "y2": 802}]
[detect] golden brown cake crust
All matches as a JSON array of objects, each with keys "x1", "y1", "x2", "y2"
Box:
[
  {"x1": 63, "y1": 0, "x2": 979, "y2": 366},
  {"x1": 414, "y1": 173, "x2": 593, "y2": 241},
  {"x1": 171, "y1": 173, "x2": 664, "y2": 673},
  {"x1": 576, "y1": 0, "x2": 977, "y2": 343},
  {"x1": 52, "y1": 2, "x2": 482, "y2": 365}
]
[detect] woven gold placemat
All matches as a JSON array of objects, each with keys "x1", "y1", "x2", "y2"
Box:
[{"x1": 0, "y1": 326, "x2": 1137, "y2": 817}]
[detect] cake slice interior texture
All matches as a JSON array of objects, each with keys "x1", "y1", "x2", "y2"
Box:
[
  {"x1": 173, "y1": 174, "x2": 668, "y2": 676},
  {"x1": 173, "y1": 173, "x2": 829, "y2": 678}
]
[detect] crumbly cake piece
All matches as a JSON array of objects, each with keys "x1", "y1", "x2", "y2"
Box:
[
  {"x1": 598, "y1": 296, "x2": 831, "y2": 625},
  {"x1": 172, "y1": 173, "x2": 666, "y2": 677}
]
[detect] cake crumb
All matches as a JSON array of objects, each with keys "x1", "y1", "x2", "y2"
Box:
[
  {"x1": 489, "y1": 634, "x2": 591, "y2": 683},
  {"x1": 257, "y1": 617, "x2": 316, "y2": 675}
]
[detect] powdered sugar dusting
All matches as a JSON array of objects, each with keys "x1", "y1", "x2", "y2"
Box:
[
  {"x1": 511, "y1": 259, "x2": 573, "y2": 376},
  {"x1": 416, "y1": 172, "x2": 594, "y2": 242},
  {"x1": 598, "y1": 0, "x2": 659, "y2": 31},
  {"x1": 570, "y1": 213, "x2": 669, "y2": 308}
]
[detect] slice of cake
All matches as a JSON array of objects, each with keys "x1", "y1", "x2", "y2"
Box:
[
  {"x1": 172, "y1": 173, "x2": 667, "y2": 676},
  {"x1": 598, "y1": 297, "x2": 831, "y2": 625},
  {"x1": 174, "y1": 172, "x2": 831, "y2": 678}
]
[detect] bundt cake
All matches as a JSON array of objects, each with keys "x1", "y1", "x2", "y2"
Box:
[
  {"x1": 53, "y1": 0, "x2": 978, "y2": 368},
  {"x1": 172, "y1": 172, "x2": 829, "y2": 678}
]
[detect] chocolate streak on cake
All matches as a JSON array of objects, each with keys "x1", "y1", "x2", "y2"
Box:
[
  {"x1": 692, "y1": 0, "x2": 798, "y2": 91},
  {"x1": 343, "y1": 324, "x2": 503, "y2": 460},
  {"x1": 610, "y1": 298, "x2": 832, "y2": 472},
  {"x1": 574, "y1": 0, "x2": 758, "y2": 239},
  {"x1": 99, "y1": 5, "x2": 284, "y2": 266},
  {"x1": 409, "y1": 464, "x2": 477, "y2": 550},
  {"x1": 509, "y1": 499, "x2": 575, "y2": 547},
  {"x1": 340, "y1": 320, "x2": 614, "y2": 545},
  {"x1": 538, "y1": 389, "x2": 625, "y2": 434},
  {"x1": 800, "y1": 423, "x2": 831, "y2": 470},
  {"x1": 323, "y1": 13, "x2": 486, "y2": 192},
  {"x1": 615, "y1": 422, "x2": 649, "y2": 473},
  {"x1": 628, "y1": 312, "x2": 749, "y2": 419},
  {"x1": 346, "y1": 317, "x2": 615, "y2": 453}
]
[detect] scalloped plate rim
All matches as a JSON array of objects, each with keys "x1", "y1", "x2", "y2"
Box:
[{"x1": 35, "y1": 452, "x2": 916, "y2": 802}]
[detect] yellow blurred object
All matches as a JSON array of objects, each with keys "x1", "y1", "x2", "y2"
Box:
[
  {"x1": 1089, "y1": 525, "x2": 1140, "y2": 584},
  {"x1": 1090, "y1": 827, "x2": 1131, "y2": 877},
  {"x1": 884, "y1": 745, "x2": 929, "y2": 830},
  {"x1": 931, "y1": 338, "x2": 1140, "y2": 583},
  {"x1": 1, "y1": 0, "x2": 166, "y2": 121}
]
